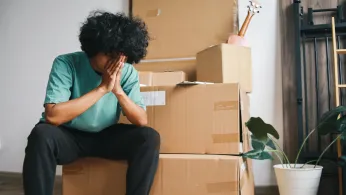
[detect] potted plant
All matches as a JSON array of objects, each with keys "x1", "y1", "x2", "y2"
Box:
[{"x1": 243, "y1": 106, "x2": 346, "y2": 195}]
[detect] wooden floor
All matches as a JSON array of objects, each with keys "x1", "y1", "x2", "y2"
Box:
[
  {"x1": 0, "y1": 172, "x2": 278, "y2": 195},
  {"x1": 0, "y1": 173, "x2": 61, "y2": 195}
]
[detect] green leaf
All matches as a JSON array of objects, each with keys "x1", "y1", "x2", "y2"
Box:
[
  {"x1": 341, "y1": 131, "x2": 346, "y2": 140},
  {"x1": 243, "y1": 149, "x2": 273, "y2": 160},
  {"x1": 266, "y1": 139, "x2": 276, "y2": 150},
  {"x1": 317, "y1": 106, "x2": 346, "y2": 135},
  {"x1": 243, "y1": 149, "x2": 262, "y2": 158},
  {"x1": 245, "y1": 117, "x2": 280, "y2": 142},
  {"x1": 250, "y1": 135, "x2": 276, "y2": 150},
  {"x1": 336, "y1": 115, "x2": 346, "y2": 133},
  {"x1": 251, "y1": 135, "x2": 265, "y2": 150},
  {"x1": 258, "y1": 151, "x2": 273, "y2": 160},
  {"x1": 338, "y1": 155, "x2": 346, "y2": 167}
]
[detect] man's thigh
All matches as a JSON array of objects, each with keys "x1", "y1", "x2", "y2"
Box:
[
  {"x1": 93, "y1": 124, "x2": 160, "y2": 160},
  {"x1": 26, "y1": 123, "x2": 97, "y2": 165}
]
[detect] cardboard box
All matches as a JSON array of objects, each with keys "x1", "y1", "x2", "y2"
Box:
[
  {"x1": 139, "y1": 71, "x2": 187, "y2": 86},
  {"x1": 62, "y1": 155, "x2": 254, "y2": 195},
  {"x1": 197, "y1": 44, "x2": 252, "y2": 92},
  {"x1": 135, "y1": 60, "x2": 196, "y2": 81},
  {"x1": 119, "y1": 83, "x2": 250, "y2": 155},
  {"x1": 132, "y1": 0, "x2": 238, "y2": 59}
]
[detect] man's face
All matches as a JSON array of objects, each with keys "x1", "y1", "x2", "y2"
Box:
[{"x1": 92, "y1": 53, "x2": 119, "y2": 74}]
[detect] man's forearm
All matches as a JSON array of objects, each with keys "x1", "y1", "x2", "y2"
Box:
[
  {"x1": 116, "y1": 92, "x2": 147, "y2": 126},
  {"x1": 45, "y1": 87, "x2": 107, "y2": 126}
]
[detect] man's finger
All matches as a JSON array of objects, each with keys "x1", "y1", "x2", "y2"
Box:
[
  {"x1": 104, "y1": 58, "x2": 113, "y2": 70},
  {"x1": 115, "y1": 62, "x2": 123, "y2": 78},
  {"x1": 115, "y1": 57, "x2": 125, "y2": 75},
  {"x1": 108, "y1": 55, "x2": 121, "y2": 73}
]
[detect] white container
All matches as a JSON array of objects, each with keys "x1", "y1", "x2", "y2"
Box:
[{"x1": 274, "y1": 164, "x2": 323, "y2": 195}]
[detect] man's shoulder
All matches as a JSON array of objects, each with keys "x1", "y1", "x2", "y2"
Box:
[
  {"x1": 52, "y1": 51, "x2": 87, "y2": 72},
  {"x1": 55, "y1": 51, "x2": 85, "y2": 63}
]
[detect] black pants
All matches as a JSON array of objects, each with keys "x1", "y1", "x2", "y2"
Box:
[{"x1": 22, "y1": 123, "x2": 160, "y2": 195}]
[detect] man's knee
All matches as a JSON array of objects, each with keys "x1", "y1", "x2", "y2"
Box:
[
  {"x1": 28, "y1": 123, "x2": 57, "y2": 143},
  {"x1": 138, "y1": 126, "x2": 161, "y2": 149}
]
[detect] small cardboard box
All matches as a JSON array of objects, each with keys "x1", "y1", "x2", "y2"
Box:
[
  {"x1": 196, "y1": 44, "x2": 252, "y2": 92},
  {"x1": 62, "y1": 155, "x2": 255, "y2": 195},
  {"x1": 119, "y1": 83, "x2": 250, "y2": 155},
  {"x1": 138, "y1": 71, "x2": 187, "y2": 86}
]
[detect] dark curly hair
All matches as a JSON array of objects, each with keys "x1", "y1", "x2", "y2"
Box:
[{"x1": 79, "y1": 11, "x2": 149, "y2": 64}]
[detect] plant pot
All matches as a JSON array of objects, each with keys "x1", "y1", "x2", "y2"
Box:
[{"x1": 274, "y1": 164, "x2": 323, "y2": 195}]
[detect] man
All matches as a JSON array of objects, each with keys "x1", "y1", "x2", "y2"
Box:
[{"x1": 22, "y1": 11, "x2": 160, "y2": 195}]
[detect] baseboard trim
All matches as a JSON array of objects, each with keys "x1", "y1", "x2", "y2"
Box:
[
  {"x1": 0, "y1": 171, "x2": 62, "y2": 182},
  {"x1": 1, "y1": 171, "x2": 279, "y2": 195}
]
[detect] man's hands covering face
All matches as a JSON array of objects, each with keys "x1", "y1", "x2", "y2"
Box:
[{"x1": 99, "y1": 54, "x2": 127, "y2": 94}]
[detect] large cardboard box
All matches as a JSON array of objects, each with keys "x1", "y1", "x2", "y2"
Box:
[
  {"x1": 197, "y1": 44, "x2": 252, "y2": 92},
  {"x1": 119, "y1": 83, "x2": 250, "y2": 155},
  {"x1": 132, "y1": 0, "x2": 238, "y2": 59},
  {"x1": 135, "y1": 60, "x2": 196, "y2": 81},
  {"x1": 139, "y1": 71, "x2": 187, "y2": 86},
  {"x1": 62, "y1": 155, "x2": 254, "y2": 195}
]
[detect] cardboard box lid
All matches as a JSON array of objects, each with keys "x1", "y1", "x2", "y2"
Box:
[{"x1": 132, "y1": 0, "x2": 238, "y2": 59}]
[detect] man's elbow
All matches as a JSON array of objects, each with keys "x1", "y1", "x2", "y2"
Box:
[
  {"x1": 136, "y1": 117, "x2": 148, "y2": 126},
  {"x1": 45, "y1": 115, "x2": 62, "y2": 126},
  {"x1": 131, "y1": 114, "x2": 148, "y2": 126}
]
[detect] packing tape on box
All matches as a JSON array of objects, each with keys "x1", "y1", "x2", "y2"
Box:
[
  {"x1": 212, "y1": 133, "x2": 239, "y2": 143},
  {"x1": 214, "y1": 101, "x2": 238, "y2": 111},
  {"x1": 206, "y1": 181, "x2": 238, "y2": 193}
]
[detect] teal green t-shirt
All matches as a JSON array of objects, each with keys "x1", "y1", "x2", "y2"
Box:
[{"x1": 41, "y1": 51, "x2": 145, "y2": 132}]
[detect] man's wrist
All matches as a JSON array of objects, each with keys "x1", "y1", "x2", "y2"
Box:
[
  {"x1": 113, "y1": 89, "x2": 126, "y2": 97},
  {"x1": 96, "y1": 86, "x2": 109, "y2": 95}
]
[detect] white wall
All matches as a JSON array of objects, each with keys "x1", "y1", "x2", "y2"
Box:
[
  {"x1": 238, "y1": 0, "x2": 284, "y2": 186},
  {"x1": 0, "y1": 0, "x2": 283, "y2": 187},
  {"x1": 0, "y1": 0, "x2": 128, "y2": 174}
]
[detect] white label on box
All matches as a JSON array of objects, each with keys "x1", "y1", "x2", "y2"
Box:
[
  {"x1": 141, "y1": 91, "x2": 166, "y2": 106},
  {"x1": 239, "y1": 142, "x2": 243, "y2": 153}
]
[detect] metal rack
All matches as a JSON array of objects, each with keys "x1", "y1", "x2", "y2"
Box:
[{"x1": 293, "y1": 0, "x2": 346, "y2": 194}]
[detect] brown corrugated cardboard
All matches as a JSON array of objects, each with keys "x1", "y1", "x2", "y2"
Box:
[
  {"x1": 196, "y1": 44, "x2": 252, "y2": 92},
  {"x1": 119, "y1": 83, "x2": 250, "y2": 155},
  {"x1": 62, "y1": 155, "x2": 254, "y2": 195},
  {"x1": 135, "y1": 60, "x2": 196, "y2": 81},
  {"x1": 138, "y1": 71, "x2": 153, "y2": 86},
  {"x1": 132, "y1": 0, "x2": 238, "y2": 59},
  {"x1": 138, "y1": 71, "x2": 187, "y2": 86}
]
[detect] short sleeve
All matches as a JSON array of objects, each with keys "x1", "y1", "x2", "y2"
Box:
[
  {"x1": 121, "y1": 64, "x2": 146, "y2": 111},
  {"x1": 44, "y1": 56, "x2": 73, "y2": 105}
]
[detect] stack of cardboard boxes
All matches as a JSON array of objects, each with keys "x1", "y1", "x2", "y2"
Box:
[{"x1": 63, "y1": 1, "x2": 255, "y2": 194}]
